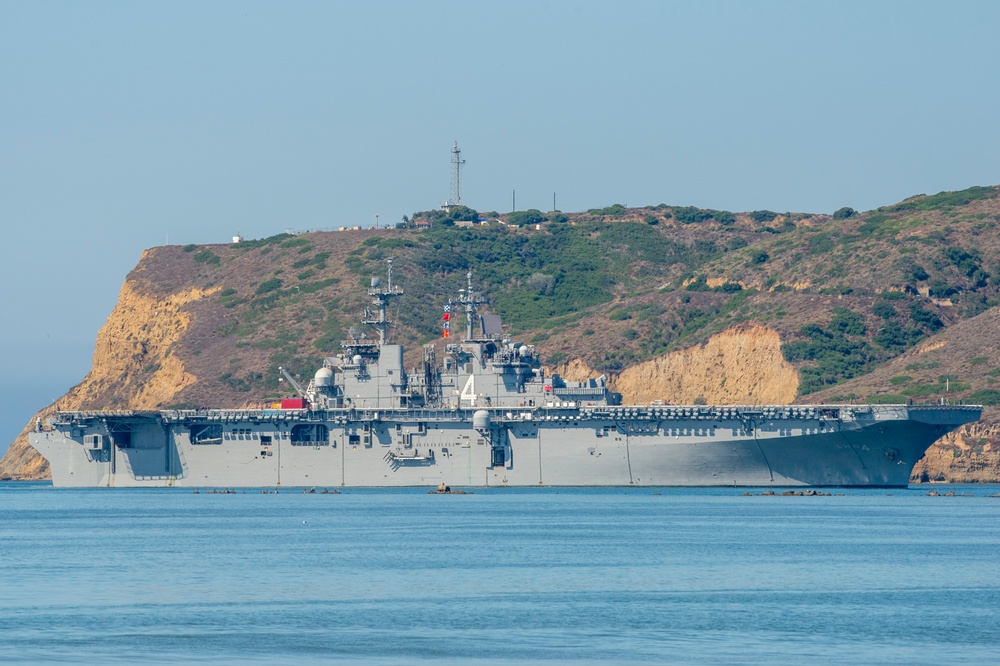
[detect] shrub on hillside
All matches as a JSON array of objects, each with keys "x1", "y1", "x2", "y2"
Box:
[
  {"x1": 673, "y1": 206, "x2": 713, "y2": 224},
  {"x1": 713, "y1": 211, "x2": 736, "y2": 226},
  {"x1": 194, "y1": 250, "x2": 220, "y2": 265},
  {"x1": 587, "y1": 204, "x2": 627, "y2": 216},
  {"x1": 750, "y1": 210, "x2": 778, "y2": 223},
  {"x1": 967, "y1": 389, "x2": 1000, "y2": 405},
  {"x1": 507, "y1": 209, "x2": 546, "y2": 226}
]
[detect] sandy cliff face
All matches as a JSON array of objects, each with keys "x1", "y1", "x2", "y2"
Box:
[
  {"x1": 613, "y1": 324, "x2": 799, "y2": 405},
  {"x1": 0, "y1": 280, "x2": 216, "y2": 480},
  {"x1": 548, "y1": 325, "x2": 798, "y2": 405},
  {"x1": 69, "y1": 280, "x2": 212, "y2": 408},
  {"x1": 911, "y1": 420, "x2": 1000, "y2": 483}
]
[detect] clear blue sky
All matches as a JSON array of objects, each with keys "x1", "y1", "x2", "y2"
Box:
[{"x1": 2, "y1": 1, "x2": 999, "y2": 454}]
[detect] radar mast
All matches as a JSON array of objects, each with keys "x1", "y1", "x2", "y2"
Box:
[
  {"x1": 459, "y1": 270, "x2": 487, "y2": 341},
  {"x1": 362, "y1": 258, "x2": 403, "y2": 345}
]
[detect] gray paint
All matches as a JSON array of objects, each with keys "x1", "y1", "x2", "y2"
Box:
[{"x1": 29, "y1": 269, "x2": 982, "y2": 488}]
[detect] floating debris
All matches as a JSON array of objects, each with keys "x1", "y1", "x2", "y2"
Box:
[{"x1": 744, "y1": 490, "x2": 833, "y2": 496}]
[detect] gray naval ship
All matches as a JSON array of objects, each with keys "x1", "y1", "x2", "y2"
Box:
[{"x1": 31, "y1": 260, "x2": 981, "y2": 488}]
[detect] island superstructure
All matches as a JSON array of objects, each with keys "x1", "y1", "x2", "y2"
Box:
[{"x1": 30, "y1": 260, "x2": 982, "y2": 488}]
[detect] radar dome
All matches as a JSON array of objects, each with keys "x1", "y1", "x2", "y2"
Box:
[
  {"x1": 519, "y1": 345, "x2": 530, "y2": 356},
  {"x1": 473, "y1": 410, "x2": 490, "y2": 430},
  {"x1": 353, "y1": 355, "x2": 363, "y2": 366},
  {"x1": 314, "y1": 367, "x2": 334, "y2": 387}
]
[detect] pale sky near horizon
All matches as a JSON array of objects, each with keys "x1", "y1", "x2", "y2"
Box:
[{"x1": 2, "y1": 1, "x2": 1000, "y2": 454}]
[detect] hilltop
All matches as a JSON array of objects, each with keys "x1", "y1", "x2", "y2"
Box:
[{"x1": 3, "y1": 185, "x2": 1000, "y2": 481}]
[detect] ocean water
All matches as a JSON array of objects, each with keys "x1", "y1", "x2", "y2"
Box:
[{"x1": 1, "y1": 484, "x2": 999, "y2": 665}]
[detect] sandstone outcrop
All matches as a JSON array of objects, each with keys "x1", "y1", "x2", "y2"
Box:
[
  {"x1": 0, "y1": 280, "x2": 215, "y2": 480},
  {"x1": 613, "y1": 324, "x2": 799, "y2": 405}
]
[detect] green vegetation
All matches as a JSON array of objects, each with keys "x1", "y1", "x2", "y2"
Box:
[
  {"x1": 967, "y1": 389, "x2": 1000, "y2": 405},
  {"x1": 783, "y1": 308, "x2": 885, "y2": 394},
  {"x1": 908, "y1": 302, "x2": 943, "y2": 332},
  {"x1": 885, "y1": 186, "x2": 996, "y2": 213},
  {"x1": 713, "y1": 211, "x2": 736, "y2": 226},
  {"x1": 410, "y1": 205, "x2": 480, "y2": 227},
  {"x1": 587, "y1": 204, "x2": 627, "y2": 216},
  {"x1": 507, "y1": 209, "x2": 547, "y2": 226},
  {"x1": 672, "y1": 206, "x2": 734, "y2": 225},
  {"x1": 233, "y1": 233, "x2": 294, "y2": 249},
  {"x1": 280, "y1": 237, "x2": 311, "y2": 248},
  {"x1": 194, "y1": 250, "x2": 220, "y2": 265},
  {"x1": 902, "y1": 380, "x2": 970, "y2": 397},
  {"x1": 255, "y1": 278, "x2": 283, "y2": 295},
  {"x1": 750, "y1": 210, "x2": 777, "y2": 223},
  {"x1": 808, "y1": 233, "x2": 834, "y2": 255},
  {"x1": 866, "y1": 394, "x2": 907, "y2": 404},
  {"x1": 944, "y1": 246, "x2": 990, "y2": 288},
  {"x1": 872, "y1": 302, "x2": 897, "y2": 319},
  {"x1": 832, "y1": 207, "x2": 857, "y2": 220}
]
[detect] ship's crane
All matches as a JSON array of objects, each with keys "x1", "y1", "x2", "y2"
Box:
[{"x1": 279, "y1": 366, "x2": 308, "y2": 399}]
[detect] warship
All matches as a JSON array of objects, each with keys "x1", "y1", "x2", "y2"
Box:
[{"x1": 31, "y1": 260, "x2": 981, "y2": 488}]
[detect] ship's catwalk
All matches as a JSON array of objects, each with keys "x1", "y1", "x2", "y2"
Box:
[{"x1": 30, "y1": 261, "x2": 981, "y2": 488}]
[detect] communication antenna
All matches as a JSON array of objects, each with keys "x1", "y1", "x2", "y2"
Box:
[
  {"x1": 450, "y1": 142, "x2": 465, "y2": 205},
  {"x1": 459, "y1": 270, "x2": 487, "y2": 340}
]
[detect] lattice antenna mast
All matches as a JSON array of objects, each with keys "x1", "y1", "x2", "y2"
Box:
[{"x1": 450, "y1": 142, "x2": 466, "y2": 205}]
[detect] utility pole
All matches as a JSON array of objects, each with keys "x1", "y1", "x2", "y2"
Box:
[
  {"x1": 512, "y1": 189, "x2": 516, "y2": 212},
  {"x1": 375, "y1": 214, "x2": 379, "y2": 229}
]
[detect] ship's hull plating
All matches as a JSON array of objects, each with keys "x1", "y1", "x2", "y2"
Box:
[{"x1": 30, "y1": 405, "x2": 979, "y2": 488}]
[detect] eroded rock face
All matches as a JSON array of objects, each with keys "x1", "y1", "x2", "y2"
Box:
[
  {"x1": 612, "y1": 324, "x2": 799, "y2": 405},
  {"x1": 911, "y1": 421, "x2": 1000, "y2": 483},
  {"x1": 70, "y1": 280, "x2": 211, "y2": 408},
  {"x1": 0, "y1": 281, "x2": 215, "y2": 480}
]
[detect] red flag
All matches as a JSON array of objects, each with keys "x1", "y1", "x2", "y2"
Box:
[
  {"x1": 442, "y1": 330, "x2": 449, "y2": 338},
  {"x1": 442, "y1": 312, "x2": 450, "y2": 321}
]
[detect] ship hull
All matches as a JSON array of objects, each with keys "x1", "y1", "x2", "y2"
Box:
[{"x1": 29, "y1": 405, "x2": 979, "y2": 488}]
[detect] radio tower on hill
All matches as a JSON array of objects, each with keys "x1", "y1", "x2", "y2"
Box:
[{"x1": 450, "y1": 142, "x2": 465, "y2": 206}]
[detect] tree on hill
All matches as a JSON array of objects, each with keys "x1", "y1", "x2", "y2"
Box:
[{"x1": 507, "y1": 209, "x2": 547, "y2": 226}]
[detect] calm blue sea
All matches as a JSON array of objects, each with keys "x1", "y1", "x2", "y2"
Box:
[{"x1": 1, "y1": 483, "x2": 998, "y2": 665}]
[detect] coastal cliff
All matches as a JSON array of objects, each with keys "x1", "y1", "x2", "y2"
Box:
[{"x1": 5, "y1": 186, "x2": 1000, "y2": 482}]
